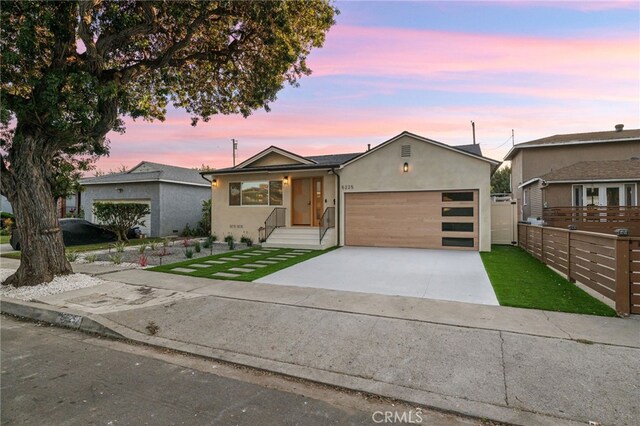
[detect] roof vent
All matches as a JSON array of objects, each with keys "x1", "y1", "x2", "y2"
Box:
[
  {"x1": 615, "y1": 124, "x2": 624, "y2": 132},
  {"x1": 401, "y1": 145, "x2": 411, "y2": 157}
]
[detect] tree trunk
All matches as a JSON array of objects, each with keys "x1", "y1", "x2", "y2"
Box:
[{"x1": 2, "y1": 135, "x2": 72, "y2": 287}]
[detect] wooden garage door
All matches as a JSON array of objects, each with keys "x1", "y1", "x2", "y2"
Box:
[{"x1": 345, "y1": 191, "x2": 478, "y2": 250}]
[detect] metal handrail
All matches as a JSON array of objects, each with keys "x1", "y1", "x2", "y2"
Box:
[
  {"x1": 319, "y1": 207, "x2": 335, "y2": 243},
  {"x1": 264, "y1": 208, "x2": 286, "y2": 241}
]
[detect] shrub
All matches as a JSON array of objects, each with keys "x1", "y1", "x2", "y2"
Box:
[
  {"x1": 162, "y1": 238, "x2": 170, "y2": 247},
  {"x1": 182, "y1": 237, "x2": 191, "y2": 247},
  {"x1": 149, "y1": 241, "x2": 158, "y2": 251},
  {"x1": 202, "y1": 238, "x2": 211, "y2": 249},
  {"x1": 92, "y1": 202, "x2": 150, "y2": 242},
  {"x1": 0, "y1": 228, "x2": 9, "y2": 236},
  {"x1": 197, "y1": 198, "x2": 212, "y2": 235},
  {"x1": 181, "y1": 223, "x2": 199, "y2": 237},
  {"x1": 138, "y1": 254, "x2": 149, "y2": 267},
  {"x1": 109, "y1": 253, "x2": 123, "y2": 265},
  {"x1": 225, "y1": 235, "x2": 235, "y2": 250},
  {"x1": 65, "y1": 251, "x2": 79, "y2": 262},
  {"x1": 115, "y1": 242, "x2": 126, "y2": 253},
  {"x1": 184, "y1": 248, "x2": 194, "y2": 258},
  {"x1": 240, "y1": 236, "x2": 253, "y2": 247},
  {"x1": 138, "y1": 245, "x2": 147, "y2": 254},
  {"x1": 85, "y1": 254, "x2": 98, "y2": 263},
  {"x1": 194, "y1": 241, "x2": 201, "y2": 253}
]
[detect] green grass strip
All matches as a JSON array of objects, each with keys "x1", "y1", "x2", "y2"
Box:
[
  {"x1": 481, "y1": 245, "x2": 616, "y2": 317},
  {"x1": 149, "y1": 246, "x2": 338, "y2": 282}
]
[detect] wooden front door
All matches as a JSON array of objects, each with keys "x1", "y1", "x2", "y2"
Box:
[{"x1": 292, "y1": 177, "x2": 324, "y2": 226}]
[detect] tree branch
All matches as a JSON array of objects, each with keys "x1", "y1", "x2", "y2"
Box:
[{"x1": 95, "y1": 3, "x2": 159, "y2": 57}]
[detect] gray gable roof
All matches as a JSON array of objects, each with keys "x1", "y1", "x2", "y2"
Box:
[
  {"x1": 82, "y1": 161, "x2": 209, "y2": 186},
  {"x1": 306, "y1": 152, "x2": 363, "y2": 165},
  {"x1": 453, "y1": 144, "x2": 483, "y2": 156}
]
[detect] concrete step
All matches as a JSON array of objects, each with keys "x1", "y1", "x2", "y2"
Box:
[{"x1": 264, "y1": 228, "x2": 335, "y2": 250}]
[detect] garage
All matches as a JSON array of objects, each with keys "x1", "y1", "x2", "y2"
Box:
[
  {"x1": 345, "y1": 190, "x2": 478, "y2": 250},
  {"x1": 92, "y1": 199, "x2": 152, "y2": 237}
]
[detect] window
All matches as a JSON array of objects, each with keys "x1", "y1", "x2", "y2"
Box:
[
  {"x1": 586, "y1": 187, "x2": 599, "y2": 206},
  {"x1": 269, "y1": 181, "x2": 283, "y2": 205},
  {"x1": 523, "y1": 188, "x2": 528, "y2": 206},
  {"x1": 442, "y1": 192, "x2": 474, "y2": 202},
  {"x1": 442, "y1": 207, "x2": 474, "y2": 217},
  {"x1": 625, "y1": 184, "x2": 636, "y2": 206},
  {"x1": 572, "y1": 185, "x2": 583, "y2": 207},
  {"x1": 442, "y1": 222, "x2": 474, "y2": 232},
  {"x1": 229, "y1": 182, "x2": 241, "y2": 206},
  {"x1": 229, "y1": 181, "x2": 282, "y2": 206},
  {"x1": 442, "y1": 237, "x2": 474, "y2": 247}
]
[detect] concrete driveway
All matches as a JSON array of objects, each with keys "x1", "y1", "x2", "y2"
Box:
[{"x1": 255, "y1": 247, "x2": 499, "y2": 305}]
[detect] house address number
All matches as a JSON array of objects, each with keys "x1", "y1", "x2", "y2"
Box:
[{"x1": 341, "y1": 184, "x2": 354, "y2": 190}]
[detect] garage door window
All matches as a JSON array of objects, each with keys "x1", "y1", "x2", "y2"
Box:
[
  {"x1": 442, "y1": 207, "x2": 474, "y2": 217},
  {"x1": 442, "y1": 222, "x2": 474, "y2": 232},
  {"x1": 442, "y1": 192, "x2": 474, "y2": 202},
  {"x1": 442, "y1": 237, "x2": 474, "y2": 247}
]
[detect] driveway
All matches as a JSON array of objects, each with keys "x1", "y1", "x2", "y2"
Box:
[{"x1": 255, "y1": 247, "x2": 499, "y2": 305}]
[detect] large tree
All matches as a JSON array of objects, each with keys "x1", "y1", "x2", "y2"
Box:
[{"x1": 0, "y1": 1, "x2": 336, "y2": 286}]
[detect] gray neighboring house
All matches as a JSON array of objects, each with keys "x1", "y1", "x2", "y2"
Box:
[{"x1": 80, "y1": 161, "x2": 210, "y2": 237}]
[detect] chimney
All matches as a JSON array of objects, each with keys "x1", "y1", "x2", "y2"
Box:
[
  {"x1": 615, "y1": 124, "x2": 624, "y2": 132},
  {"x1": 367, "y1": 144, "x2": 371, "y2": 151}
]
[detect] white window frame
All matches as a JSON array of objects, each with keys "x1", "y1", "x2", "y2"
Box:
[
  {"x1": 523, "y1": 188, "x2": 528, "y2": 206},
  {"x1": 571, "y1": 183, "x2": 636, "y2": 207}
]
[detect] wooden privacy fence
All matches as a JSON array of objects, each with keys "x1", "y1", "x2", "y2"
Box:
[
  {"x1": 518, "y1": 224, "x2": 640, "y2": 316},
  {"x1": 543, "y1": 206, "x2": 640, "y2": 236}
]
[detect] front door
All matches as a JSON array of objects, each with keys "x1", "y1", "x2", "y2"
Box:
[{"x1": 292, "y1": 177, "x2": 324, "y2": 226}]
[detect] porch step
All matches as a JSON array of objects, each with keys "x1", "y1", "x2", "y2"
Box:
[{"x1": 263, "y1": 228, "x2": 335, "y2": 250}]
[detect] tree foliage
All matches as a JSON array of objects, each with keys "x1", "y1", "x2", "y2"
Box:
[
  {"x1": 0, "y1": 1, "x2": 336, "y2": 286},
  {"x1": 491, "y1": 166, "x2": 512, "y2": 194},
  {"x1": 93, "y1": 202, "x2": 150, "y2": 242}
]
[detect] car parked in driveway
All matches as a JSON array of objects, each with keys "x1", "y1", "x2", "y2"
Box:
[{"x1": 9, "y1": 218, "x2": 140, "y2": 250}]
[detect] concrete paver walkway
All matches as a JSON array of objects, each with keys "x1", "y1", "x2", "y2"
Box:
[{"x1": 256, "y1": 247, "x2": 499, "y2": 305}]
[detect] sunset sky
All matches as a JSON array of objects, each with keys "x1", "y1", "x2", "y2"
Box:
[{"x1": 97, "y1": 0, "x2": 640, "y2": 172}]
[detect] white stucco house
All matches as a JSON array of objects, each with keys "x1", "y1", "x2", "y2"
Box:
[{"x1": 201, "y1": 131, "x2": 501, "y2": 251}]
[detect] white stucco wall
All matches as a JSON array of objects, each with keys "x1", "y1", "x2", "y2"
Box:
[
  {"x1": 337, "y1": 134, "x2": 494, "y2": 251},
  {"x1": 210, "y1": 170, "x2": 337, "y2": 243}
]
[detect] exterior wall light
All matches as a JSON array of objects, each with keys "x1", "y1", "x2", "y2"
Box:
[
  {"x1": 212, "y1": 179, "x2": 217, "y2": 187},
  {"x1": 283, "y1": 176, "x2": 289, "y2": 185},
  {"x1": 403, "y1": 162, "x2": 409, "y2": 173}
]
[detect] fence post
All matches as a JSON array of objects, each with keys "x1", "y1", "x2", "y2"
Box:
[
  {"x1": 615, "y1": 237, "x2": 631, "y2": 316},
  {"x1": 540, "y1": 227, "x2": 545, "y2": 262},
  {"x1": 566, "y1": 230, "x2": 574, "y2": 283}
]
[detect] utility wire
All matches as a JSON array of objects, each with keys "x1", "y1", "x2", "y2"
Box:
[{"x1": 485, "y1": 134, "x2": 513, "y2": 151}]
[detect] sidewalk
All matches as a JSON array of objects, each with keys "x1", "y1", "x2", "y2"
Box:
[{"x1": 2, "y1": 266, "x2": 639, "y2": 426}]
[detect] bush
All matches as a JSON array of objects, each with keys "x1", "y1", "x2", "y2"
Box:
[
  {"x1": 93, "y1": 202, "x2": 150, "y2": 242},
  {"x1": 138, "y1": 245, "x2": 147, "y2": 254},
  {"x1": 197, "y1": 198, "x2": 212, "y2": 235},
  {"x1": 109, "y1": 253, "x2": 123, "y2": 264},
  {"x1": 85, "y1": 254, "x2": 97, "y2": 263},
  {"x1": 225, "y1": 235, "x2": 235, "y2": 250},
  {"x1": 240, "y1": 236, "x2": 253, "y2": 247},
  {"x1": 65, "y1": 251, "x2": 79, "y2": 262},
  {"x1": 138, "y1": 254, "x2": 149, "y2": 267},
  {"x1": 202, "y1": 238, "x2": 211, "y2": 249},
  {"x1": 194, "y1": 241, "x2": 201, "y2": 253},
  {"x1": 184, "y1": 248, "x2": 194, "y2": 258},
  {"x1": 115, "y1": 242, "x2": 126, "y2": 253},
  {"x1": 181, "y1": 223, "x2": 201, "y2": 237}
]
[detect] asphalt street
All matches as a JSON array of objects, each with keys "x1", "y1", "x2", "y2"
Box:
[{"x1": 0, "y1": 316, "x2": 478, "y2": 426}]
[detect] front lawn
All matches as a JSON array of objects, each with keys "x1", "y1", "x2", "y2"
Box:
[
  {"x1": 0, "y1": 237, "x2": 161, "y2": 260},
  {"x1": 481, "y1": 245, "x2": 616, "y2": 317},
  {"x1": 150, "y1": 246, "x2": 336, "y2": 282},
  {"x1": 0, "y1": 235, "x2": 9, "y2": 244}
]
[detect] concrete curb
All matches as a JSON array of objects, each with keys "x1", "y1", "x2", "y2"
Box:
[
  {"x1": 1, "y1": 297, "x2": 124, "y2": 340},
  {"x1": 0, "y1": 296, "x2": 581, "y2": 426}
]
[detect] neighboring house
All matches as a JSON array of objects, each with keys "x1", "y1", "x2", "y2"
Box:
[
  {"x1": 0, "y1": 195, "x2": 13, "y2": 215},
  {"x1": 202, "y1": 131, "x2": 500, "y2": 251},
  {"x1": 505, "y1": 125, "x2": 640, "y2": 220},
  {"x1": 80, "y1": 161, "x2": 210, "y2": 237}
]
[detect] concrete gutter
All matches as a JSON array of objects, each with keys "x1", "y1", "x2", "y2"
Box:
[{"x1": 1, "y1": 295, "x2": 584, "y2": 426}]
